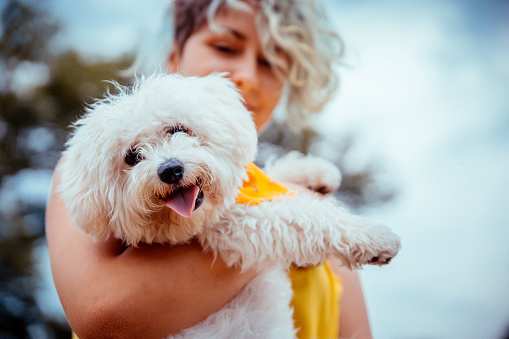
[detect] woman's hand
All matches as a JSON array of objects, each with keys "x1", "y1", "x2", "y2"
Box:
[{"x1": 46, "y1": 158, "x2": 256, "y2": 339}]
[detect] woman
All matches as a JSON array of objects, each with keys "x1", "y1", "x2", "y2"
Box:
[{"x1": 46, "y1": 0, "x2": 372, "y2": 338}]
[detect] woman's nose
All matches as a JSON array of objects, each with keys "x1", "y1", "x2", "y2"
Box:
[{"x1": 230, "y1": 53, "x2": 259, "y2": 93}]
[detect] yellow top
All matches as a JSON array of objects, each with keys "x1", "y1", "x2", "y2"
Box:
[
  {"x1": 289, "y1": 262, "x2": 343, "y2": 339},
  {"x1": 72, "y1": 163, "x2": 342, "y2": 339}
]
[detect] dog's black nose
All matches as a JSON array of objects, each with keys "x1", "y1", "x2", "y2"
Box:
[{"x1": 158, "y1": 159, "x2": 184, "y2": 184}]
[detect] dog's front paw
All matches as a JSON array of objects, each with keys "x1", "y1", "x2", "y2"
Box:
[
  {"x1": 350, "y1": 224, "x2": 401, "y2": 267},
  {"x1": 264, "y1": 151, "x2": 341, "y2": 194}
]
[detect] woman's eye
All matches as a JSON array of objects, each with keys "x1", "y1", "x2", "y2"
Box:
[
  {"x1": 125, "y1": 150, "x2": 142, "y2": 166},
  {"x1": 214, "y1": 45, "x2": 236, "y2": 54},
  {"x1": 168, "y1": 125, "x2": 188, "y2": 135},
  {"x1": 258, "y1": 58, "x2": 272, "y2": 69}
]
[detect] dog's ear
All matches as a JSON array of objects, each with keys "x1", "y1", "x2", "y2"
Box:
[
  {"x1": 58, "y1": 161, "x2": 112, "y2": 240},
  {"x1": 59, "y1": 104, "x2": 122, "y2": 239}
]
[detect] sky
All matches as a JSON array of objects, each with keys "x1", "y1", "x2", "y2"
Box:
[
  {"x1": 47, "y1": 0, "x2": 169, "y2": 59},
  {"x1": 29, "y1": 0, "x2": 509, "y2": 338},
  {"x1": 319, "y1": 1, "x2": 509, "y2": 338}
]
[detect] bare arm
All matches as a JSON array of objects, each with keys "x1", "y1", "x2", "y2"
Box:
[
  {"x1": 329, "y1": 261, "x2": 373, "y2": 339},
  {"x1": 46, "y1": 159, "x2": 256, "y2": 339}
]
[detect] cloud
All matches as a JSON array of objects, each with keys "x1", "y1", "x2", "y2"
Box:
[{"x1": 322, "y1": 0, "x2": 509, "y2": 337}]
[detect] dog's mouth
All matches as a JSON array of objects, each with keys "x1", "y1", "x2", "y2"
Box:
[{"x1": 162, "y1": 179, "x2": 204, "y2": 218}]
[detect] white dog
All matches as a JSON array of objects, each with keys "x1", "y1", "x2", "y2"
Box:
[{"x1": 59, "y1": 73, "x2": 401, "y2": 338}]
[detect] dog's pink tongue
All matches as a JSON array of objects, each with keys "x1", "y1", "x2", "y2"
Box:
[{"x1": 165, "y1": 185, "x2": 200, "y2": 218}]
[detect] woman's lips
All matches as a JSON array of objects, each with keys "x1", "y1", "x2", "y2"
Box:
[{"x1": 243, "y1": 102, "x2": 255, "y2": 112}]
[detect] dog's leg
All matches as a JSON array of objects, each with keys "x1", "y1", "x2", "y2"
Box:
[
  {"x1": 200, "y1": 194, "x2": 400, "y2": 271},
  {"x1": 264, "y1": 151, "x2": 341, "y2": 194}
]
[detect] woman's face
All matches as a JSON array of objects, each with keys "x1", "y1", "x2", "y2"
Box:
[{"x1": 167, "y1": 5, "x2": 285, "y2": 132}]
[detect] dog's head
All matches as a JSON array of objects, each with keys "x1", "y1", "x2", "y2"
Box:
[{"x1": 59, "y1": 73, "x2": 258, "y2": 245}]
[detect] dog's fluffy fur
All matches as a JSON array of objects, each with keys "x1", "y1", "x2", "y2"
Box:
[{"x1": 60, "y1": 73, "x2": 401, "y2": 338}]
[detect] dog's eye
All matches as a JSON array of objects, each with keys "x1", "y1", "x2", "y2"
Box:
[
  {"x1": 168, "y1": 125, "x2": 188, "y2": 135},
  {"x1": 125, "y1": 150, "x2": 143, "y2": 166}
]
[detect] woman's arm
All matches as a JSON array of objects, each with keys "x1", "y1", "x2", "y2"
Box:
[
  {"x1": 329, "y1": 261, "x2": 373, "y2": 339},
  {"x1": 46, "y1": 159, "x2": 256, "y2": 339}
]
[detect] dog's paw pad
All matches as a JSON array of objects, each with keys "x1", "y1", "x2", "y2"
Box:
[
  {"x1": 307, "y1": 185, "x2": 331, "y2": 195},
  {"x1": 366, "y1": 252, "x2": 395, "y2": 266}
]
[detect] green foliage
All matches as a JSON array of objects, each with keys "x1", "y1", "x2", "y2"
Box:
[
  {"x1": 0, "y1": 1, "x2": 131, "y2": 337},
  {"x1": 0, "y1": 0, "x2": 57, "y2": 65}
]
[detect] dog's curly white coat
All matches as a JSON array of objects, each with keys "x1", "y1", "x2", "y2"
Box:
[{"x1": 60, "y1": 73, "x2": 400, "y2": 339}]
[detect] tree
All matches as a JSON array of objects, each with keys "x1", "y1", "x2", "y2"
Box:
[{"x1": 0, "y1": 1, "x2": 131, "y2": 337}]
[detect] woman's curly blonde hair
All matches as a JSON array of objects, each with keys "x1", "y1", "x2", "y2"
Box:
[{"x1": 132, "y1": 0, "x2": 343, "y2": 129}]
